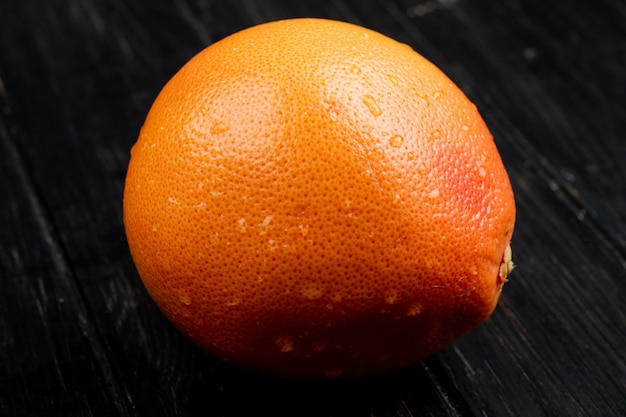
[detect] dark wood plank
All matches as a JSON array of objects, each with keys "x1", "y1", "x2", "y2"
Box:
[
  {"x1": 0, "y1": 89, "x2": 125, "y2": 416},
  {"x1": 0, "y1": 0, "x2": 624, "y2": 416}
]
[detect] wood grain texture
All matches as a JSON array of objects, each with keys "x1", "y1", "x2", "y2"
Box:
[{"x1": 0, "y1": 0, "x2": 624, "y2": 416}]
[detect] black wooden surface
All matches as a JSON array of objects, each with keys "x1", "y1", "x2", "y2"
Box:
[{"x1": 1, "y1": 0, "x2": 625, "y2": 416}]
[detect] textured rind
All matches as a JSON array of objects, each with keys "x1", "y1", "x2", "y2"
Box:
[{"x1": 123, "y1": 18, "x2": 515, "y2": 379}]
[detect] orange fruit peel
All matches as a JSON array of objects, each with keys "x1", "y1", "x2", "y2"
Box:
[{"x1": 123, "y1": 18, "x2": 516, "y2": 379}]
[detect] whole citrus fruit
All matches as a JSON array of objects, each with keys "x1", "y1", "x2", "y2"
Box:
[{"x1": 124, "y1": 18, "x2": 515, "y2": 379}]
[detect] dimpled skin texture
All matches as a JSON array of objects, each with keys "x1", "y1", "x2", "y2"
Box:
[{"x1": 123, "y1": 18, "x2": 516, "y2": 379}]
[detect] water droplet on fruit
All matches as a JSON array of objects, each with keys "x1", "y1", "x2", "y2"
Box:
[
  {"x1": 302, "y1": 286, "x2": 323, "y2": 300},
  {"x1": 361, "y1": 94, "x2": 382, "y2": 116},
  {"x1": 225, "y1": 298, "x2": 240, "y2": 307},
  {"x1": 429, "y1": 188, "x2": 440, "y2": 198},
  {"x1": 350, "y1": 65, "x2": 361, "y2": 75},
  {"x1": 478, "y1": 167, "x2": 487, "y2": 177},
  {"x1": 258, "y1": 215, "x2": 274, "y2": 227},
  {"x1": 369, "y1": 148, "x2": 385, "y2": 161},
  {"x1": 406, "y1": 302, "x2": 423, "y2": 316},
  {"x1": 428, "y1": 129, "x2": 442, "y2": 140},
  {"x1": 387, "y1": 74, "x2": 399, "y2": 86},
  {"x1": 389, "y1": 134, "x2": 404, "y2": 148},
  {"x1": 179, "y1": 291, "x2": 192, "y2": 306},
  {"x1": 462, "y1": 124, "x2": 470, "y2": 132},
  {"x1": 237, "y1": 217, "x2": 246, "y2": 233},
  {"x1": 407, "y1": 152, "x2": 415, "y2": 161},
  {"x1": 275, "y1": 335, "x2": 294, "y2": 352},
  {"x1": 210, "y1": 120, "x2": 229, "y2": 134},
  {"x1": 298, "y1": 224, "x2": 309, "y2": 236},
  {"x1": 384, "y1": 289, "x2": 398, "y2": 304}
]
